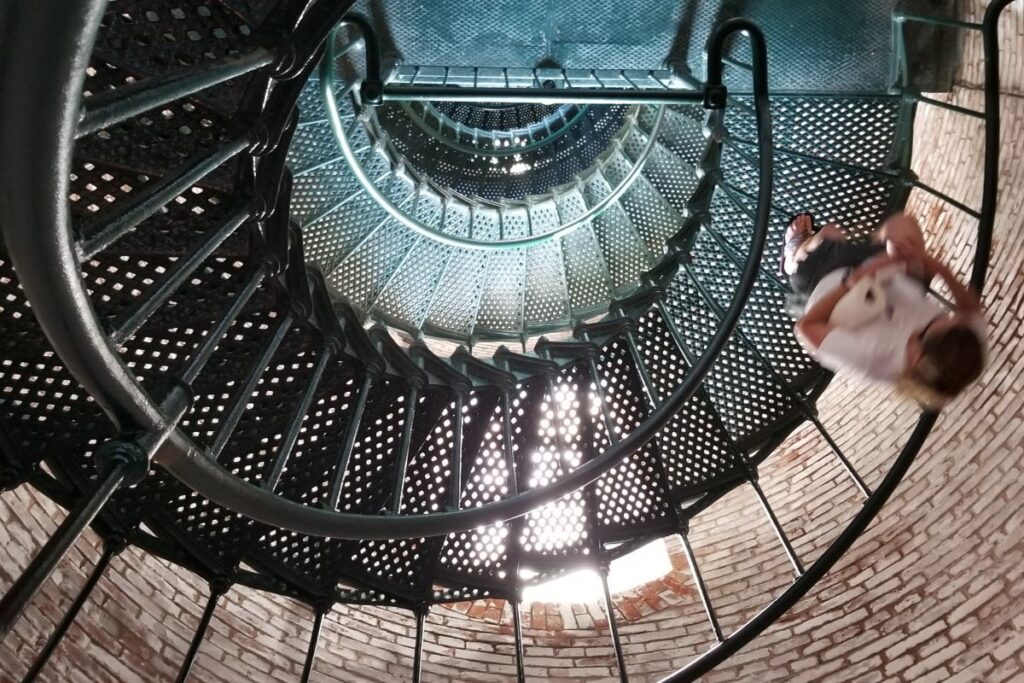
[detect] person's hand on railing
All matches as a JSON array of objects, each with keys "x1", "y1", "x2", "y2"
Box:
[{"x1": 890, "y1": 242, "x2": 983, "y2": 316}]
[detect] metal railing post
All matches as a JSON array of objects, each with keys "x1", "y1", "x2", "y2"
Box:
[
  {"x1": 22, "y1": 535, "x2": 127, "y2": 682},
  {"x1": 0, "y1": 446, "x2": 141, "y2": 638},
  {"x1": 175, "y1": 577, "x2": 230, "y2": 683},
  {"x1": 599, "y1": 568, "x2": 629, "y2": 683},
  {"x1": 411, "y1": 607, "x2": 427, "y2": 683},
  {"x1": 299, "y1": 602, "x2": 330, "y2": 683},
  {"x1": 511, "y1": 598, "x2": 526, "y2": 683}
]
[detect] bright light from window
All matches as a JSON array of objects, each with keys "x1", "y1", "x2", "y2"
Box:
[{"x1": 520, "y1": 539, "x2": 672, "y2": 605}]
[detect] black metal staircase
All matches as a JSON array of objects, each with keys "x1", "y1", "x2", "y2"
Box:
[{"x1": 0, "y1": 1, "x2": 1011, "y2": 681}]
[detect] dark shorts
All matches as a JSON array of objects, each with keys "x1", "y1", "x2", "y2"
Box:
[{"x1": 789, "y1": 240, "x2": 886, "y2": 294}]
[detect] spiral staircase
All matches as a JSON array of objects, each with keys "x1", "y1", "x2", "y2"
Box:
[{"x1": 0, "y1": 1, "x2": 1011, "y2": 681}]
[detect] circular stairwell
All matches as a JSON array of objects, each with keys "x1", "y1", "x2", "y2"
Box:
[{"x1": 0, "y1": 1, "x2": 1011, "y2": 681}]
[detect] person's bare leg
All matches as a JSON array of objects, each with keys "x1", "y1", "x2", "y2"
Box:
[
  {"x1": 793, "y1": 223, "x2": 845, "y2": 261},
  {"x1": 783, "y1": 213, "x2": 814, "y2": 274}
]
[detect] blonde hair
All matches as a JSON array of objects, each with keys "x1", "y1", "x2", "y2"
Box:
[
  {"x1": 897, "y1": 323, "x2": 985, "y2": 410},
  {"x1": 895, "y1": 375, "x2": 949, "y2": 411}
]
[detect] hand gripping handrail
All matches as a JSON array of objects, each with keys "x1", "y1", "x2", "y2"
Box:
[{"x1": 0, "y1": 11, "x2": 770, "y2": 540}]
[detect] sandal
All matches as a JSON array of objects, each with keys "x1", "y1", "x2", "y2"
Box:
[{"x1": 779, "y1": 211, "x2": 817, "y2": 276}]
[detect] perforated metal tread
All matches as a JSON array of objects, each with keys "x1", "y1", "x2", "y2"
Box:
[{"x1": 287, "y1": 65, "x2": 710, "y2": 341}]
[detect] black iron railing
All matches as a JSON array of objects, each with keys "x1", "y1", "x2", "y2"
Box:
[
  {"x1": 0, "y1": 0, "x2": 1008, "y2": 680},
  {"x1": 0, "y1": 0, "x2": 773, "y2": 651}
]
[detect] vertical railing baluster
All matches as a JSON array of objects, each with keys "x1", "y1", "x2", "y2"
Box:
[
  {"x1": 299, "y1": 603, "x2": 329, "y2": 683},
  {"x1": 263, "y1": 346, "x2": 332, "y2": 491},
  {"x1": 325, "y1": 371, "x2": 374, "y2": 510},
  {"x1": 109, "y1": 208, "x2": 253, "y2": 344},
  {"x1": 748, "y1": 469, "x2": 804, "y2": 576},
  {"x1": 77, "y1": 135, "x2": 252, "y2": 259},
  {"x1": 500, "y1": 385, "x2": 520, "y2": 496},
  {"x1": 512, "y1": 598, "x2": 526, "y2": 683},
  {"x1": 599, "y1": 568, "x2": 629, "y2": 683},
  {"x1": 209, "y1": 312, "x2": 293, "y2": 461},
  {"x1": 412, "y1": 607, "x2": 427, "y2": 683},
  {"x1": 181, "y1": 264, "x2": 267, "y2": 385},
  {"x1": 447, "y1": 388, "x2": 466, "y2": 511},
  {"x1": 388, "y1": 380, "x2": 420, "y2": 514},
  {"x1": 0, "y1": 448, "x2": 140, "y2": 638},
  {"x1": 175, "y1": 578, "x2": 229, "y2": 683},
  {"x1": 22, "y1": 535, "x2": 126, "y2": 682},
  {"x1": 576, "y1": 332, "x2": 618, "y2": 443},
  {"x1": 76, "y1": 48, "x2": 277, "y2": 138},
  {"x1": 678, "y1": 528, "x2": 724, "y2": 642}
]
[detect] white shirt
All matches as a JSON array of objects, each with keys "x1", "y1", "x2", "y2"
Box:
[{"x1": 807, "y1": 267, "x2": 948, "y2": 383}]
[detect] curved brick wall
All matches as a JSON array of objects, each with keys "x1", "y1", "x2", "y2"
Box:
[{"x1": 2, "y1": 4, "x2": 1022, "y2": 682}]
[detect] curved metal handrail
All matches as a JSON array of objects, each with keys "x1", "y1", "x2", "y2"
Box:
[
  {"x1": 661, "y1": 2, "x2": 1008, "y2": 678},
  {"x1": 398, "y1": 101, "x2": 593, "y2": 157},
  {"x1": 0, "y1": 11, "x2": 772, "y2": 540}
]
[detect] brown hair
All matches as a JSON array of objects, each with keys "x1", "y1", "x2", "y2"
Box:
[{"x1": 903, "y1": 324, "x2": 985, "y2": 407}]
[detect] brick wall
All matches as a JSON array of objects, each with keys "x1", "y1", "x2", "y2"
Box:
[{"x1": 2, "y1": 3, "x2": 1023, "y2": 681}]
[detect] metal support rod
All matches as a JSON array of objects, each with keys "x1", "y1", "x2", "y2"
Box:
[
  {"x1": 577, "y1": 334, "x2": 619, "y2": 444},
  {"x1": 109, "y1": 208, "x2": 252, "y2": 344},
  {"x1": 721, "y1": 55, "x2": 753, "y2": 71},
  {"x1": 175, "y1": 582, "x2": 227, "y2": 683},
  {"x1": 599, "y1": 569, "x2": 629, "y2": 683},
  {"x1": 500, "y1": 388, "x2": 521, "y2": 495},
  {"x1": 447, "y1": 391, "x2": 465, "y2": 510},
  {"x1": 209, "y1": 312, "x2": 293, "y2": 460},
  {"x1": 412, "y1": 608, "x2": 426, "y2": 683},
  {"x1": 263, "y1": 347, "x2": 332, "y2": 491},
  {"x1": 325, "y1": 372, "x2": 373, "y2": 510},
  {"x1": 388, "y1": 384, "x2": 419, "y2": 514},
  {"x1": 380, "y1": 84, "x2": 699, "y2": 106},
  {"x1": 299, "y1": 607, "x2": 326, "y2": 683},
  {"x1": 618, "y1": 326, "x2": 687, "y2": 511},
  {"x1": 542, "y1": 373, "x2": 580, "y2": 474},
  {"x1": 180, "y1": 264, "x2": 267, "y2": 385},
  {"x1": 511, "y1": 599, "x2": 526, "y2": 683},
  {"x1": 77, "y1": 135, "x2": 251, "y2": 259},
  {"x1": 622, "y1": 331, "x2": 662, "y2": 405},
  {"x1": 908, "y1": 179, "x2": 982, "y2": 219},
  {"x1": 0, "y1": 460, "x2": 127, "y2": 639},
  {"x1": 973, "y1": 0, "x2": 1012, "y2": 292},
  {"x1": 895, "y1": 13, "x2": 983, "y2": 30},
  {"x1": 76, "y1": 48, "x2": 276, "y2": 138},
  {"x1": 22, "y1": 536, "x2": 125, "y2": 682},
  {"x1": 748, "y1": 474, "x2": 804, "y2": 576},
  {"x1": 726, "y1": 134, "x2": 897, "y2": 182},
  {"x1": 908, "y1": 91, "x2": 985, "y2": 119},
  {"x1": 678, "y1": 531, "x2": 723, "y2": 642}
]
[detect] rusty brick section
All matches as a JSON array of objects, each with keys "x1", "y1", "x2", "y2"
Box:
[{"x1": 2, "y1": 9, "x2": 1024, "y2": 683}]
